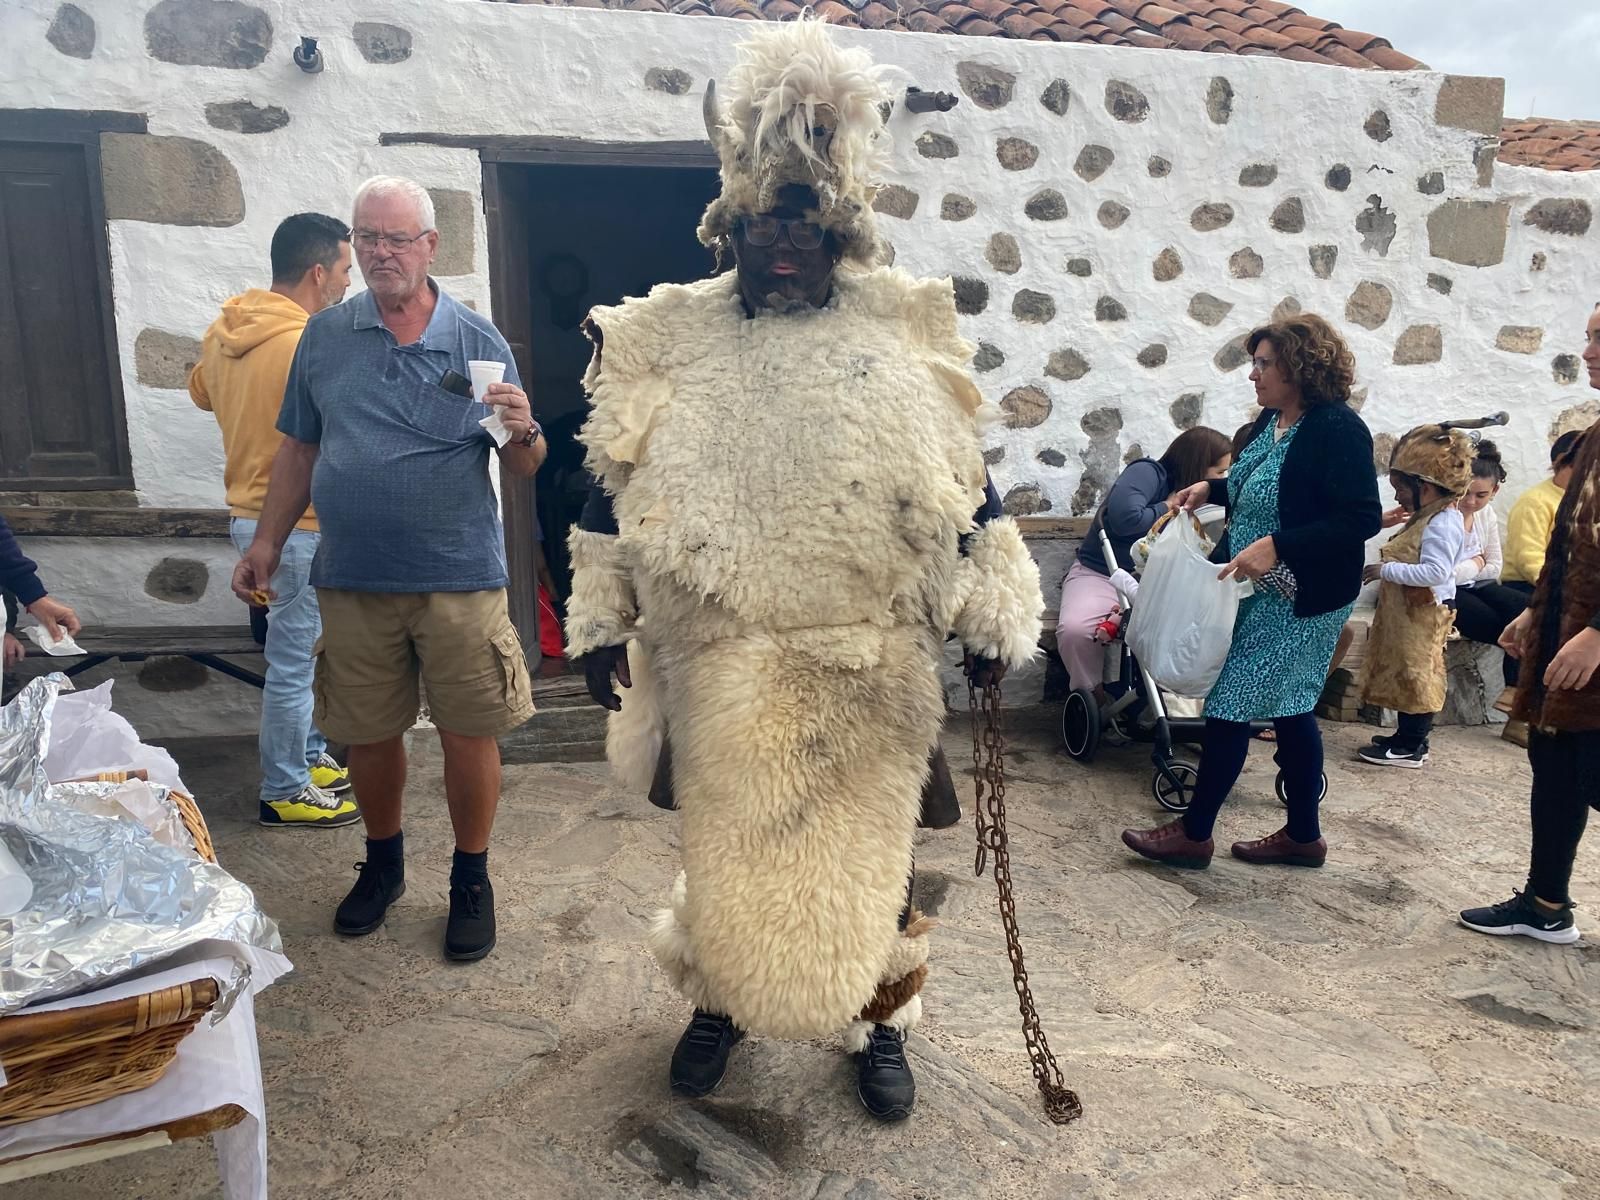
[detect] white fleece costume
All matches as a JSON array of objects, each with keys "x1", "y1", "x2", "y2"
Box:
[{"x1": 565, "y1": 21, "x2": 1042, "y2": 1048}]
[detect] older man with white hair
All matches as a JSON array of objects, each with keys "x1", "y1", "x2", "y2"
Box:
[{"x1": 235, "y1": 175, "x2": 545, "y2": 962}]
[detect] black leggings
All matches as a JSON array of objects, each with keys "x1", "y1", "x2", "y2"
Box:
[
  {"x1": 1453, "y1": 584, "x2": 1529, "y2": 687},
  {"x1": 1181, "y1": 713, "x2": 1324, "y2": 844},
  {"x1": 1527, "y1": 729, "x2": 1600, "y2": 907}
]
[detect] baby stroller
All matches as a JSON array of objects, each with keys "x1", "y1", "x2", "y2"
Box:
[{"x1": 1061, "y1": 518, "x2": 1327, "y2": 813}]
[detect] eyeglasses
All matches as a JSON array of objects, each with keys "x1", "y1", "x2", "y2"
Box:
[
  {"x1": 739, "y1": 216, "x2": 825, "y2": 251},
  {"x1": 353, "y1": 230, "x2": 430, "y2": 252},
  {"x1": 1250, "y1": 357, "x2": 1277, "y2": 373}
]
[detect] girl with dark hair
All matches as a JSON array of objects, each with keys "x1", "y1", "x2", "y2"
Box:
[
  {"x1": 1449, "y1": 440, "x2": 1529, "y2": 717},
  {"x1": 1054, "y1": 426, "x2": 1232, "y2": 706}
]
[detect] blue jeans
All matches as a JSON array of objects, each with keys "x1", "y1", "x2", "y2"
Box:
[{"x1": 232, "y1": 518, "x2": 327, "y2": 800}]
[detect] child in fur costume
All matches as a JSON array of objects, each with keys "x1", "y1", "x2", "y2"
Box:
[
  {"x1": 563, "y1": 19, "x2": 1042, "y2": 1121},
  {"x1": 1356, "y1": 423, "x2": 1472, "y2": 768}
]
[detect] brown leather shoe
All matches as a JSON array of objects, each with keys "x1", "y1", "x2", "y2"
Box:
[
  {"x1": 1231, "y1": 827, "x2": 1327, "y2": 868},
  {"x1": 1122, "y1": 820, "x2": 1213, "y2": 870}
]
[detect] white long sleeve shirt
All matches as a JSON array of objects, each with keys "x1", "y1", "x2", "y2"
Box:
[
  {"x1": 1381, "y1": 507, "x2": 1466, "y2": 604},
  {"x1": 1454, "y1": 508, "x2": 1503, "y2": 586}
]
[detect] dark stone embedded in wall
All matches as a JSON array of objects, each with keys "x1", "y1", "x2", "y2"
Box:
[
  {"x1": 1364, "y1": 110, "x2": 1392, "y2": 142},
  {"x1": 882, "y1": 241, "x2": 896, "y2": 267},
  {"x1": 1495, "y1": 326, "x2": 1543, "y2": 354},
  {"x1": 138, "y1": 656, "x2": 210, "y2": 693},
  {"x1": 1002, "y1": 483, "x2": 1050, "y2": 516},
  {"x1": 1105, "y1": 80, "x2": 1149, "y2": 123},
  {"x1": 1081, "y1": 406, "x2": 1122, "y2": 437},
  {"x1": 1269, "y1": 198, "x2": 1305, "y2": 234},
  {"x1": 1326, "y1": 164, "x2": 1352, "y2": 191},
  {"x1": 996, "y1": 138, "x2": 1039, "y2": 171},
  {"x1": 1524, "y1": 198, "x2": 1592, "y2": 237},
  {"x1": 1357, "y1": 194, "x2": 1398, "y2": 256},
  {"x1": 644, "y1": 67, "x2": 691, "y2": 95},
  {"x1": 134, "y1": 329, "x2": 202, "y2": 389},
  {"x1": 1077, "y1": 406, "x2": 1124, "y2": 512},
  {"x1": 1170, "y1": 392, "x2": 1204, "y2": 429},
  {"x1": 985, "y1": 233, "x2": 1021, "y2": 274},
  {"x1": 1239, "y1": 164, "x2": 1277, "y2": 187},
  {"x1": 1553, "y1": 354, "x2": 1580, "y2": 384},
  {"x1": 952, "y1": 276, "x2": 989, "y2": 314},
  {"x1": 1417, "y1": 170, "x2": 1445, "y2": 195},
  {"x1": 1427, "y1": 199, "x2": 1509, "y2": 267},
  {"x1": 1095, "y1": 296, "x2": 1127, "y2": 322},
  {"x1": 957, "y1": 62, "x2": 1015, "y2": 110},
  {"x1": 1013, "y1": 290, "x2": 1056, "y2": 324},
  {"x1": 145, "y1": 0, "x2": 271, "y2": 69},
  {"x1": 47, "y1": 4, "x2": 95, "y2": 58},
  {"x1": 1037, "y1": 448, "x2": 1066, "y2": 467},
  {"x1": 1393, "y1": 325, "x2": 1444, "y2": 365},
  {"x1": 1147, "y1": 156, "x2": 1172, "y2": 178},
  {"x1": 1070, "y1": 478, "x2": 1101, "y2": 516},
  {"x1": 983, "y1": 446, "x2": 1006, "y2": 465},
  {"x1": 1273, "y1": 296, "x2": 1302, "y2": 321},
  {"x1": 1345, "y1": 280, "x2": 1393, "y2": 330},
  {"x1": 205, "y1": 99, "x2": 289, "y2": 134},
  {"x1": 1123, "y1": 442, "x2": 1145, "y2": 465},
  {"x1": 102, "y1": 134, "x2": 245, "y2": 226},
  {"x1": 1046, "y1": 348, "x2": 1090, "y2": 381},
  {"x1": 916, "y1": 132, "x2": 958, "y2": 159},
  {"x1": 1531, "y1": 252, "x2": 1547, "y2": 271},
  {"x1": 427, "y1": 188, "x2": 475, "y2": 276},
  {"x1": 1552, "y1": 401, "x2": 1600, "y2": 440},
  {"x1": 1309, "y1": 244, "x2": 1338, "y2": 279},
  {"x1": 1349, "y1": 386, "x2": 1368, "y2": 412},
  {"x1": 1097, "y1": 201, "x2": 1130, "y2": 230},
  {"x1": 1152, "y1": 247, "x2": 1183, "y2": 282},
  {"x1": 1074, "y1": 144, "x2": 1114, "y2": 182},
  {"x1": 872, "y1": 185, "x2": 919, "y2": 219},
  {"x1": 973, "y1": 342, "x2": 1004, "y2": 372},
  {"x1": 1191, "y1": 203, "x2": 1233, "y2": 232},
  {"x1": 145, "y1": 557, "x2": 209, "y2": 604},
  {"x1": 1435, "y1": 75, "x2": 1506, "y2": 137},
  {"x1": 1024, "y1": 189, "x2": 1067, "y2": 221},
  {"x1": 941, "y1": 194, "x2": 977, "y2": 221},
  {"x1": 1228, "y1": 247, "x2": 1263, "y2": 279},
  {"x1": 1215, "y1": 334, "x2": 1250, "y2": 372},
  {"x1": 1206, "y1": 77, "x2": 1234, "y2": 125},
  {"x1": 1474, "y1": 143, "x2": 1497, "y2": 189},
  {"x1": 355, "y1": 21, "x2": 413, "y2": 64},
  {"x1": 1427, "y1": 272, "x2": 1453, "y2": 294},
  {"x1": 1188, "y1": 293, "x2": 1232, "y2": 326},
  {"x1": 1137, "y1": 344, "x2": 1168, "y2": 369},
  {"x1": 1001, "y1": 385, "x2": 1051, "y2": 429},
  {"x1": 1372, "y1": 432, "x2": 1397, "y2": 476},
  {"x1": 1040, "y1": 79, "x2": 1071, "y2": 116},
  {"x1": 1066, "y1": 258, "x2": 1093, "y2": 277}
]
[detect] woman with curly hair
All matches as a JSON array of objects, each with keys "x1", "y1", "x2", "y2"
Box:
[{"x1": 1122, "y1": 314, "x2": 1382, "y2": 869}]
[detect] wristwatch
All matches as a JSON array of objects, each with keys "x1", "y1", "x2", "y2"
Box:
[{"x1": 517, "y1": 421, "x2": 543, "y2": 449}]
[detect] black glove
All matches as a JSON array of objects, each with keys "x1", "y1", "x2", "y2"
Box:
[
  {"x1": 964, "y1": 653, "x2": 1007, "y2": 690},
  {"x1": 578, "y1": 643, "x2": 632, "y2": 711}
]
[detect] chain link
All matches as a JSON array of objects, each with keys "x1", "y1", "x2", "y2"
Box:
[{"x1": 969, "y1": 679, "x2": 1084, "y2": 1126}]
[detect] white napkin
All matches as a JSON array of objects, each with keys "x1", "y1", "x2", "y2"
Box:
[
  {"x1": 25, "y1": 625, "x2": 84, "y2": 656},
  {"x1": 478, "y1": 410, "x2": 514, "y2": 447}
]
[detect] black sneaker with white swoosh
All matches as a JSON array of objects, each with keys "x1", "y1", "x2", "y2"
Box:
[
  {"x1": 1356, "y1": 743, "x2": 1429, "y2": 769},
  {"x1": 1459, "y1": 891, "x2": 1580, "y2": 945}
]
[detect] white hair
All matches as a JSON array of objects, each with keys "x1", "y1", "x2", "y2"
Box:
[{"x1": 351, "y1": 175, "x2": 435, "y2": 232}]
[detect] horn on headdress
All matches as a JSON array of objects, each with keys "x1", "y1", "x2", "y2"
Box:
[{"x1": 702, "y1": 80, "x2": 726, "y2": 155}]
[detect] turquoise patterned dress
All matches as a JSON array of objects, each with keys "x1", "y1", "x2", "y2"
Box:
[{"x1": 1205, "y1": 419, "x2": 1353, "y2": 722}]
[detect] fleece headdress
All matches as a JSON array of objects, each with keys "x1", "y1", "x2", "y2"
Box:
[{"x1": 1388, "y1": 423, "x2": 1478, "y2": 498}]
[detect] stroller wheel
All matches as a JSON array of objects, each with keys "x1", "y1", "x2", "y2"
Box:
[
  {"x1": 1062, "y1": 688, "x2": 1101, "y2": 762},
  {"x1": 1152, "y1": 760, "x2": 1200, "y2": 813},
  {"x1": 1275, "y1": 770, "x2": 1329, "y2": 806}
]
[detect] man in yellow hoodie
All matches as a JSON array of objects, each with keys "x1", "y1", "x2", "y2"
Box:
[{"x1": 191, "y1": 213, "x2": 358, "y2": 828}]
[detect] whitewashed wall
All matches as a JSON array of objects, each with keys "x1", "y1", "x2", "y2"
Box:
[{"x1": 2, "y1": 0, "x2": 1597, "y2": 733}]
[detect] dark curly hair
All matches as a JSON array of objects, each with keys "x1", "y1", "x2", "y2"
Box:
[
  {"x1": 1472, "y1": 438, "x2": 1507, "y2": 484},
  {"x1": 1246, "y1": 313, "x2": 1357, "y2": 407}
]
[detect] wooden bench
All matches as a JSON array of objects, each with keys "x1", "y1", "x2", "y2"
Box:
[{"x1": 5, "y1": 625, "x2": 265, "y2": 703}]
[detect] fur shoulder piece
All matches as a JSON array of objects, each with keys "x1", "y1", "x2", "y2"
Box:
[
  {"x1": 835, "y1": 269, "x2": 985, "y2": 420},
  {"x1": 951, "y1": 517, "x2": 1045, "y2": 667}
]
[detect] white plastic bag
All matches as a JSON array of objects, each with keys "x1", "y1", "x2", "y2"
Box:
[
  {"x1": 41, "y1": 681, "x2": 190, "y2": 795},
  {"x1": 1125, "y1": 516, "x2": 1252, "y2": 698}
]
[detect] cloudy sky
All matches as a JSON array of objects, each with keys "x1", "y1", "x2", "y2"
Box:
[{"x1": 1313, "y1": 0, "x2": 1600, "y2": 121}]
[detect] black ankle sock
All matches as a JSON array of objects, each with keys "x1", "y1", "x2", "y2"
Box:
[
  {"x1": 366, "y1": 830, "x2": 404, "y2": 868},
  {"x1": 452, "y1": 848, "x2": 489, "y2": 883}
]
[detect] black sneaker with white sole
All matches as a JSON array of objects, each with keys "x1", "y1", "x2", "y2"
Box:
[
  {"x1": 1460, "y1": 891, "x2": 1580, "y2": 945},
  {"x1": 1356, "y1": 742, "x2": 1429, "y2": 769}
]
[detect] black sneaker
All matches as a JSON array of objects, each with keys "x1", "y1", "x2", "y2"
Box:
[
  {"x1": 334, "y1": 859, "x2": 405, "y2": 936},
  {"x1": 855, "y1": 1025, "x2": 916, "y2": 1122},
  {"x1": 669, "y1": 1009, "x2": 744, "y2": 1097},
  {"x1": 1460, "y1": 890, "x2": 1580, "y2": 945},
  {"x1": 444, "y1": 877, "x2": 496, "y2": 961},
  {"x1": 1356, "y1": 742, "x2": 1428, "y2": 769}
]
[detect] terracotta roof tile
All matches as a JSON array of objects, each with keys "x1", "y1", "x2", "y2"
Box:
[{"x1": 1499, "y1": 119, "x2": 1600, "y2": 172}]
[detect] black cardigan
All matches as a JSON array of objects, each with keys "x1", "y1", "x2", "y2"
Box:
[{"x1": 1210, "y1": 402, "x2": 1382, "y2": 618}]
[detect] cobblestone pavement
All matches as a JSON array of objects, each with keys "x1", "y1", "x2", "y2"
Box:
[{"x1": 21, "y1": 712, "x2": 1598, "y2": 1200}]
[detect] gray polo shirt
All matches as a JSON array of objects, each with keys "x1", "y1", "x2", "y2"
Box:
[{"x1": 278, "y1": 283, "x2": 518, "y2": 592}]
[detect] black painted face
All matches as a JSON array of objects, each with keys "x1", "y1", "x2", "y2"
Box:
[{"x1": 732, "y1": 186, "x2": 840, "y2": 314}]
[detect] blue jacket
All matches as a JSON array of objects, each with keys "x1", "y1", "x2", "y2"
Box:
[{"x1": 0, "y1": 515, "x2": 45, "y2": 609}]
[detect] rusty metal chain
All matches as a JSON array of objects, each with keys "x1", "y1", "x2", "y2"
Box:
[{"x1": 969, "y1": 678, "x2": 1084, "y2": 1126}]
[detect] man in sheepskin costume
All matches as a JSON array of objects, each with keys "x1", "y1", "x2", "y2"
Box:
[{"x1": 564, "y1": 18, "x2": 1043, "y2": 1121}]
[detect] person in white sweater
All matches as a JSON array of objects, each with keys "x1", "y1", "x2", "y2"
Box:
[{"x1": 1450, "y1": 441, "x2": 1529, "y2": 711}]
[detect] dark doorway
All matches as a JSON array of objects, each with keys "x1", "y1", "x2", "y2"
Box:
[{"x1": 485, "y1": 155, "x2": 720, "y2": 668}]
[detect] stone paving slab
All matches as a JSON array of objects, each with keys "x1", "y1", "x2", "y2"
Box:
[{"x1": 15, "y1": 714, "x2": 1599, "y2": 1200}]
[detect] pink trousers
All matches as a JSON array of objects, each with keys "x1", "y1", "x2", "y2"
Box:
[{"x1": 1055, "y1": 561, "x2": 1120, "y2": 692}]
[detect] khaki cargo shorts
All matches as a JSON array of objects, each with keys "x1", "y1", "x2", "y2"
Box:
[{"x1": 313, "y1": 589, "x2": 535, "y2": 744}]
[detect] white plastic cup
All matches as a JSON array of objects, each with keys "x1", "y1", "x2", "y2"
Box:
[
  {"x1": 467, "y1": 359, "x2": 506, "y2": 402},
  {"x1": 0, "y1": 836, "x2": 34, "y2": 916}
]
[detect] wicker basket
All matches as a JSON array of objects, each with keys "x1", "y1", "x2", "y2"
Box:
[
  {"x1": 62, "y1": 770, "x2": 215, "y2": 863},
  {"x1": 0, "y1": 978, "x2": 221, "y2": 1125}
]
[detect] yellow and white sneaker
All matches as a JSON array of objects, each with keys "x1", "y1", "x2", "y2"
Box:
[
  {"x1": 259, "y1": 784, "x2": 360, "y2": 829},
  {"x1": 309, "y1": 753, "x2": 352, "y2": 795}
]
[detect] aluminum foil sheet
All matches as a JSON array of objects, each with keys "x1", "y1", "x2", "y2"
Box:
[{"x1": 0, "y1": 676, "x2": 283, "y2": 1015}]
